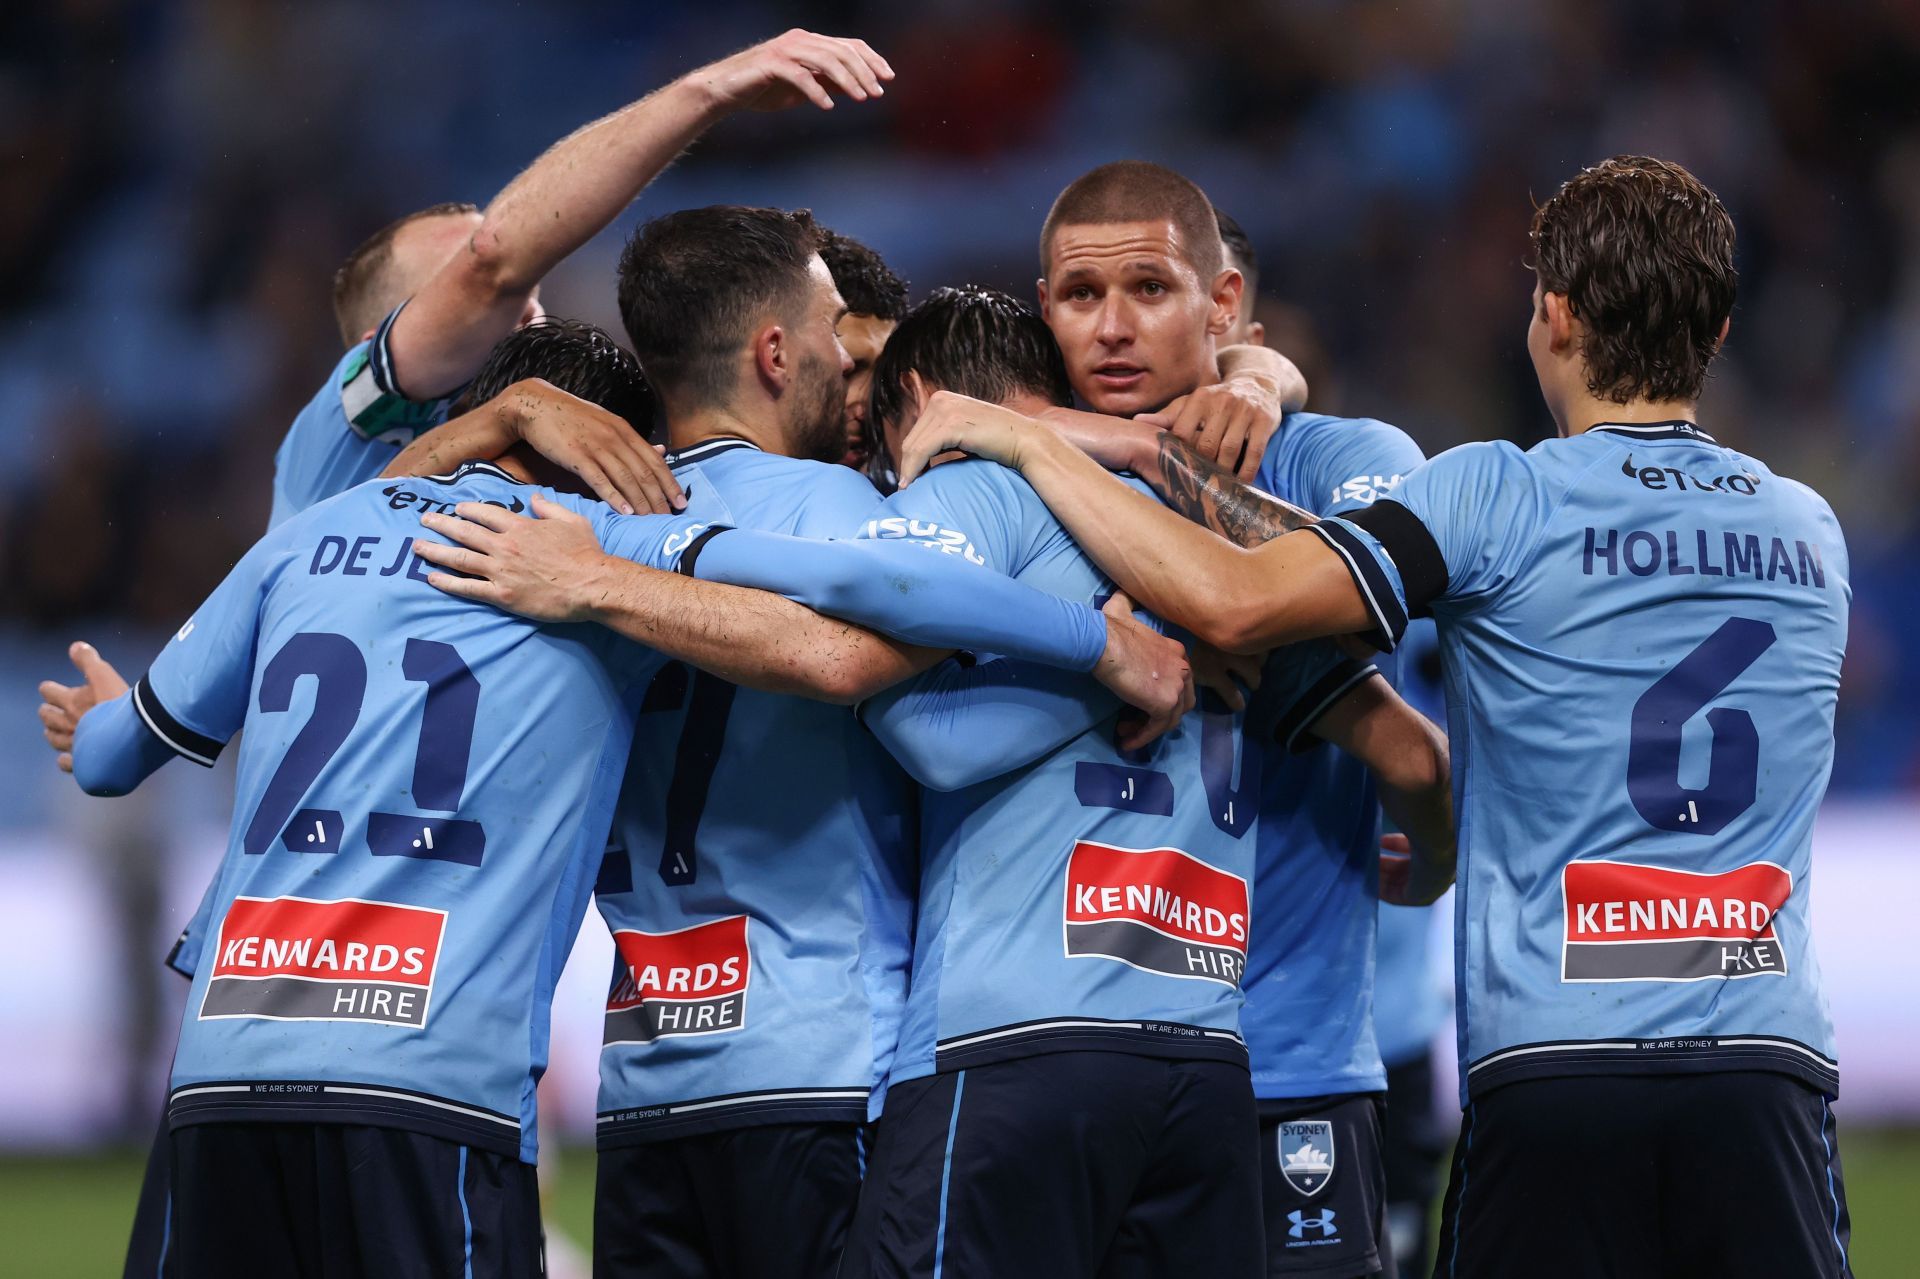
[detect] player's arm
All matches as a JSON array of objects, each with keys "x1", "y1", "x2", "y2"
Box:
[
  {"x1": 1303, "y1": 675, "x2": 1455, "y2": 905},
  {"x1": 381, "y1": 378, "x2": 683, "y2": 516},
  {"x1": 899, "y1": 393, "x2": 1382, "y2": 653},
  {"x1": 413, "y1": 498, "x2": 1193, "y2": 729},
  {"x1": 386, "y1": 31, "x2": 893, "y2": 398},
  {"x1": 41, "y1": 542, "x2": 273, "y2": 795}
]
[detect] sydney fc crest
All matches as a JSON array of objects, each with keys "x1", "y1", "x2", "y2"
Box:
[{"x1": 1279, "y1": 1120, "x2": 1336, "y2": 1196}]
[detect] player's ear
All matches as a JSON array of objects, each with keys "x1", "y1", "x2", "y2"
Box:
[
  {"x1": 1246, "y1": 319, "x2": 1266, "y2": 347},
  {"x1": 1713, "y1": 315, "x2": 1731, "y2": 353},
  {"x1": 1035, "y1": 278, "x2": 1051, "y2": 321},
  {"x1": 1543, "y1": 291, "x2": 1579, "y2": 356},
  {"x1": 902, "y1": 369, "x2": 930, "y2": 418},
  {"x1": 1207, "y1": 268, "x2": 1244, "y2": 339},
  {"x1": 753, "y1": 321, "x2": 789, "y2": 392}
]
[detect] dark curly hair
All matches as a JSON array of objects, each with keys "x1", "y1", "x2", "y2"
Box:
[
  {"x1": 869, "y1": 286, "x2": 1072, "y2": 441},
  {"x1": 1529, "y1": 156, "x2": 1737, "y2": 405},
  {"x1": 818, "y1": 228, "x2": 909, "y2": 321},
  {"x1": 450, "y1": 317, "x2": 654, "y2": 439}
]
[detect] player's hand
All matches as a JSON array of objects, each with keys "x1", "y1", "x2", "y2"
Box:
[
  {"x1": 1136, "y1": 375, "x2": 1285, "y2": 483},
  {"x1": 691, "y1": 29, "x2": 893, "y2": 114},
  {"x1": 37, "y1": 641, "x2": 129, "y2": 773},
  {"x1": 1189, "y1": 639, "x2": 1262, "y2": 713},
  {"x1": 1378, "y1": 832, "x2": 1454, "y2": 906},
  {"x1": 896, "y1": 391, "x2": 1042, "y2": 486},
  {"x1": 415, "y1": 495, "x2": 613, "y2": 623},
  {"x1": 1095, "y1": 593, "x2": 1196, "y2": 751},
  {"x1": 502, "y1": 378, "x2": 684, "y2": 516}
]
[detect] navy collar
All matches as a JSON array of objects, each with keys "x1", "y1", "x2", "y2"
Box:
[
  {"x1": 665, "y1": 436, "x2": 762, "y2": 470},
  {"x1": 1588, "y1": 420, "x2": 1716, "y2": 444},
  {"x1": 423, "y1": 459, "x2": 520, "y2": 486}
]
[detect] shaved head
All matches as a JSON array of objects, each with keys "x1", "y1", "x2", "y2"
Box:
[{"x1": 1041, "y1": 161, "x2": 1222, "y2": 281}]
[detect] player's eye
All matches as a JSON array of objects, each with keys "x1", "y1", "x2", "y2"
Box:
[
  {"x1": 1068, "y1": 285, "x2": 1096, "y2": 303},
  {"x1": 1139, "y1": 281, "x2": 1167, "y2": 298}
]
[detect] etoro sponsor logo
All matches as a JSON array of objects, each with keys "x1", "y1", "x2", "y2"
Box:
[
  {"x1": 1062, "y1": 841, "x2": 1249, "y2": 986},
  {"x1": 200, "y1": 896, "x2": 446, "y2": 1028},
  {"x1": 1562, "y1": 860, "x2": 1791, "y2": 982},
  {"x1": 604, "y1": 916, "x2": 750, "y2": 1044}
]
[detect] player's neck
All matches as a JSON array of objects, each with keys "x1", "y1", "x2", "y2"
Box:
[
  {"x1": 1557, "y1": 389, "x2": 1700, "y2": 439},
  {"x1": 666, "y1": 405, "x2": 786, "y2": 458}
]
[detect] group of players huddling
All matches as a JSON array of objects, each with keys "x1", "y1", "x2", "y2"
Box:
[{"x1": 35, "y1": 28, "x2": 1855, "y2": 1279}]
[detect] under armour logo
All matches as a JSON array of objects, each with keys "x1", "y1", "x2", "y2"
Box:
[{"x1": 1287, "y1": 1209, "x2": 1337, "y2": 1240}]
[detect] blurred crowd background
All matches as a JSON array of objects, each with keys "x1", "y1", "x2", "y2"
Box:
[{"x1": 3, "y1": 0, "x2": 1919, "y2": 1152}]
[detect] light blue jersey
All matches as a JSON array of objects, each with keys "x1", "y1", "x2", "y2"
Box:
[
  {"x1": 1314, "y1": 420, "x2": 1847, "y2": 1102},
  {"x1": 267, "y1": 304, "x2": 457, "y2": 529},
  {"x1": 861, "y1": 460, "x2": 1266, "y2": 1080},
  {"x1": 1244, "y1": 412, "x2": 1427, "y2": 1100},
  {"x1": 593, "y1": 438, "x2": 915, "y2": 1144},
  {"x1": 75, "y1": 463, "x2": 696, "y2": 1162},
  {"x1": 170, "y1": 308, "x2": 458, "y2": 980}
]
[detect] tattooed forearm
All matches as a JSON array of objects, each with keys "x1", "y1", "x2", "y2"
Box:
[{"x1": 1150, "y1": 434, "x2": 1316, "y2": 546}]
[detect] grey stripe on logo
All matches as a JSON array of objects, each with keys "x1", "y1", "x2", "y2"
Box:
[
  {"x1": 201, "y1": 977, "x2": 431, "y2": 1026},
  {"x1": 1564, "y1": 937, "x2": 1788, "y2": 981},
  {"x1": 1065, "y1": 919, "x2": 1245, "y2": 986}
]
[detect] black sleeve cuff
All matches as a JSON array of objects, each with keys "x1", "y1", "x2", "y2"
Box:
[
  {"x1": 675, "y1": 525, "x2": 735, "y2": 578},
  {"x1": 1272, "y1": 659, "x2": 1380, "y2": 753},
  {"x1": 1345, "y1": 499, "x2": 1447, "y2": 618},
  {"x1": 1306, "y1": 521, "x2": 1410, "y2": 652},
  {"x1": 132, "y1": 675, "x2": 223, "y2": 768}
]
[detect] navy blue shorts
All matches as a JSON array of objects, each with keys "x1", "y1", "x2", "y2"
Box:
[
  {"x1": 1435, "y1": 1072, "x2": 1853, "y2": 1279},
  {"x1": 593, "y1": 1122, "x2": 867, "y2": 1278},
  {"x1": 1257, "y1": 1093, "x2": 1390, "y2": 1278},
  {"x1": 168, "y1": 1121, "x2": 542, "y2": 1278},
  {"x1": 840, "y1": 1051, "x2": 1264, "y2": 1279},
  {"x1": 124, "y1": 1110, "x2": 175, "y2": 1279}
]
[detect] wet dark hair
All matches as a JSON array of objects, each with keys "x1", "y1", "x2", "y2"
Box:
[
  {"x1": 450, "y1": 318, "x2": 654, "y2": 438},
  {"x1": 869, "y1": 286, "x2": 1073, "y2": 437},
  {"x1": 818, "y1": 228, "x2": 909, "y2": 321},
  {"x1": 1215, "y1": 206, "x2": 1258, "y2": 298},
  {"x1": 1041, "y1": 161, "x2": 1222, "y2": 281},
  {"x1": 1529, "y1": 155, "x2": 1737, "y2": 404},
  {"x1": 617, "y1": 205, "x2": 823, "y2": 410},
  {"x1": 331, "y1": 201, "x2": 478, "y2": 347}
]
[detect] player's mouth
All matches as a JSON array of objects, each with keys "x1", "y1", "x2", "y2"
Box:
[{"x1": 1091, "y1": 362, "x2": 1147, "y2": 393}]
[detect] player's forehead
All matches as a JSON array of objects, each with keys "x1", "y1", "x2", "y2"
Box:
[
  {"x1": 836, "y1": 312, "x2": 893, "y2": 360},
  {"x1": 804, "y1": 253, "x2": 847, "y2": 318},
  {"x1": 1048, "y1": 219, "x2": 1193, "y2": 284}
]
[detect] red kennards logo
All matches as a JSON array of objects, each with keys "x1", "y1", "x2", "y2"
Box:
[
  {"x1": 605, "y1": 916, "x2": 750, "y2": 1044},
  {"x1": 200, "y1": 896, "x2": 447, "y2": 1027},
  {"x1": 1063, "y1": 841, "x2": 1249, "y2": 986},
  {"x1": 1562, "y1": 860, "x2": 1792, "y2": 982}
]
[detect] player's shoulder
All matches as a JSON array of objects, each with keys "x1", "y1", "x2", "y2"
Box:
[{"x1": 1269, "y1": 411, "x2": 1427, "y2": 509}]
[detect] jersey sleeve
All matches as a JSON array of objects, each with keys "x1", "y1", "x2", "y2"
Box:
[
  {"x1": 1255, "y1": 640, "x2": 1382, "y2": 754},
  {"x1": 339, "y1": 302, "x2": 460, "y2": 441},
  {"x1": 681, "y1": 527, "x2": 1108, "y2": 672},
  {"x1": 1311, "y1": 440, "x2": 1542, "y2": 646},
  {"x1": 73, "y1": 535, "x2": 279, "y2": 793},
  {"x1": 856, "y1": 459, "x2": 1048, "y2": 576},
  {"x1": 861, "y1": 655, "x2": 1120, "y2": 791},
  {"x1": 1298, "y1": 418, "x2": 1429, "y2": 518}
]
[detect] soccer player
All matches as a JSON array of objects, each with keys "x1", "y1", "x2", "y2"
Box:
[
  {"x1": 817, "y1": 227, "x2": 910, "y2": 477},
  {"x1": 897, "y1": 155, "x2": 1855, "y2": 1279},
  {"x1": 270, "y1": 26, "x2": 895, "y2": 528},
  {"x1": 1030, "y1": 173, "x2": 1450, "y2": 1278},
  {"x1": 38, "y1": 317, "x2": 1176, "y2": 1279},
  {"x1": 397, "y1": 211, "x2": 1194, "y2": 1279}
]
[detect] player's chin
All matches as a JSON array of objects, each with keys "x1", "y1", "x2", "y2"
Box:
[{"x1": 1079, "y1": 380, "x2": 1160, "y2": 419}]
